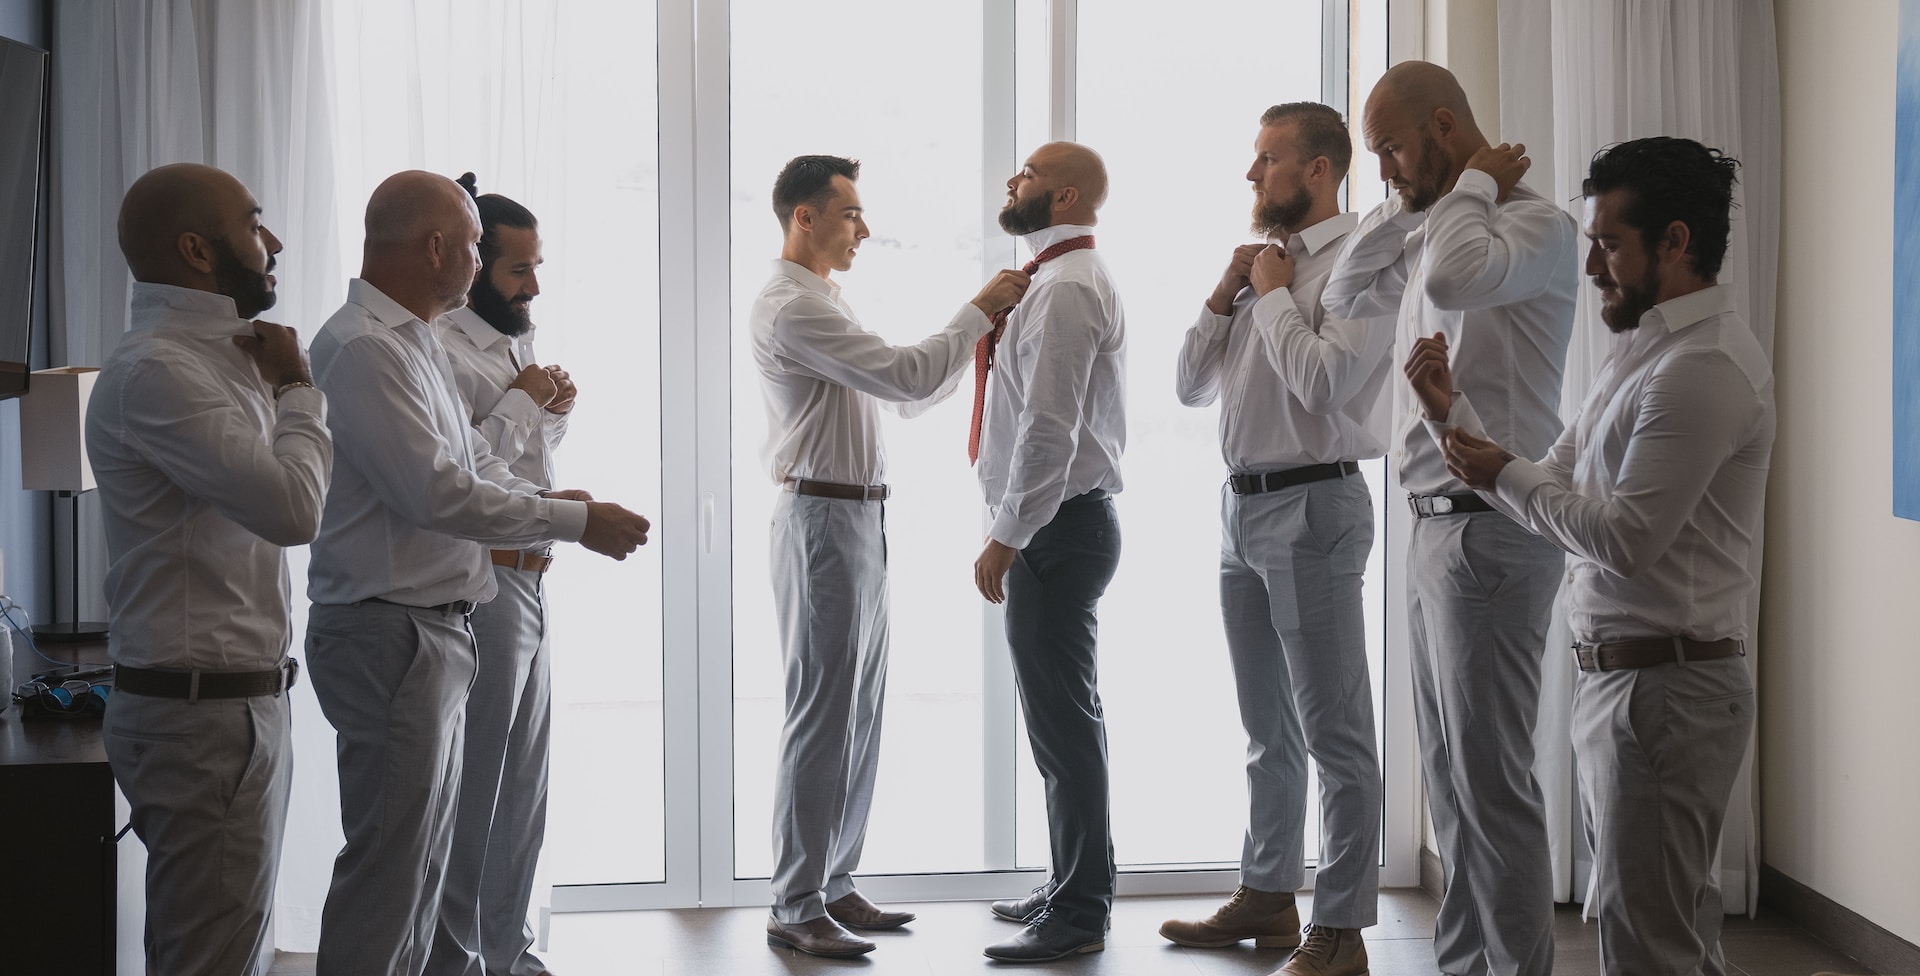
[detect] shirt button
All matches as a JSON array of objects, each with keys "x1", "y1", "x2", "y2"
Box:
[{"x1": 1567, "y1": 572, "x2": 1574, "y2": 583}]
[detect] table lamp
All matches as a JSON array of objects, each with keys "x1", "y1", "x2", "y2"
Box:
[{"x1": 19, "y1": 366, "x2": 106, "y2": 642}]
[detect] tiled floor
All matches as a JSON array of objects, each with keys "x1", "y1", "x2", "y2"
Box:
[{"x1": 269, "y1": 888, "x2": 1880, "y2": 975}]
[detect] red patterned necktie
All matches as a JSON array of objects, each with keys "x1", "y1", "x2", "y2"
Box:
[{"x1": 968, "y1": 235, "x2": 1096, "y2": 464}]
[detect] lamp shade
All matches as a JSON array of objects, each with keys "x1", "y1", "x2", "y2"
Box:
[{"x1": 19, "y1": 366, "x2": 98, "y2": 492}]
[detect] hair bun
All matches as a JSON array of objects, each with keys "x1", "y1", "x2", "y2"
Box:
[{"x1": 456, "y1": 172, "x2": 479, "y2": 197}]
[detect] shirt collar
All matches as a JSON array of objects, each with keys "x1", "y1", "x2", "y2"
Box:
[
  {"x1": 440, "y1": 304, "x2": 515, "y2": 352},
  {"x1": 1639, "y1": 282, "x2": 1736, "y2": 335},
  {"x1": 128, "y1": 281, "x2": 242, "y2": 329},
  {"x1": 1288, "y1": 211, "x2": 1361, "y2": 257},
  {"x1": 1020, "y1": 222, "x2": 1098, "y2": 256},
  {"x1": 348, "y1": 278, "x2": 429, "y2": 331},
  {"x1": 772, "y1": 259, "x2": 840, "y2": 300}
]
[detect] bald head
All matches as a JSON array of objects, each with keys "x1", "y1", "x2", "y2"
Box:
[
  {"x1": 118, "y1": 163, "x2": 280, "y2": 316},
  {"x1": 1360, "y1": 60, "x2": 1492, "y2": 213},
  {"x1": 1000, "y1": 141, "x2": 1110, "y2": 235},
  {"x1": 1366, "y1": 60, "x2": 1479, "y2": 133},
  {"x1": 1033, "y1": 142, "x2": 1109, "y2": 213},
  {"x1": 359, "y1": 171, "x2": 483, "y2": 321}
]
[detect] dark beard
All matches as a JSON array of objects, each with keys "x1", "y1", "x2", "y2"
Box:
[
  {"x1": 1252, "y1": 186, "x2": 1314, "y2": 238},
  {"x1": 998, "y1": 189, "x2": 1055, "y2": 236},
  {"x1": 210, "y1": 237, "x2": 276, "y2": 318},
  {"x1": 1597, "y1": 262, "x2": 1662, "y2": 332},
  {"x1": 468, "y1": 267, "x2": 534, "y2": 337},
  {"x1": 1402, "y1": 130, "x2": 1455, "y2": 213}
]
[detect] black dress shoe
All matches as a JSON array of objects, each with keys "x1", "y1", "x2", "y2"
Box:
[
  {"x1": 766, "y1": 914, "x2": 876, "y2": 958},
  {"x1": 989, "y1": 882, "x2": 1052, "y2": 923},
  {"x1": 982, "y1": 908, "x2": 1105, "y2": 962}
]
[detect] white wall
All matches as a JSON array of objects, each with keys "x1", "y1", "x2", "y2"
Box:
[{"x1": 1765, "y1": 0, "x2": 1920, "y2": 947}]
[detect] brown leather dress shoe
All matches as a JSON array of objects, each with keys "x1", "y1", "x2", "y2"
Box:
[
  {"x1": 766, "y1": 914, "x2": 877, "y2": 957},
  {"x1": 825, "y1": 891, "x2": 917, "y2": 930},
  {"x1": 1159, "y1": 885, "x2": 1302, "y2": 948}
]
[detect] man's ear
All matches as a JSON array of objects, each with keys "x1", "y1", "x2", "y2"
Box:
[
  {"x1": 426, "y1": 230, "x2": 446, "y2": 269},
  {"x1": 791, "y1": 203, "x2": 816, "y2": 234},
  {"x1": 1431, "y1": 107, "x2": 1457, "y2": 141},
  {"x1": 176, "y1": 232, "x2": 216, "y2": 274},
  {"x1": 1658, "y1": 219, "x2": 1693, "y2": 269},
  {"x1": 1052, "y1": 186, "x2": 1079, "y2": 213},
  {"x1": 1307, "y1": 155, "x2": 1332, "y2": 188}
]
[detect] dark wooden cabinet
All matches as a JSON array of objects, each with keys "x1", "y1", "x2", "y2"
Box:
[{"x1": 0, "y1": 640, "x2": 145, "y2": 975}]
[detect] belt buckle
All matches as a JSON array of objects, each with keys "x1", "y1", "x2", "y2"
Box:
[{"x1": 1572, "y1": 643, "x2": 1599, "y2": 671}]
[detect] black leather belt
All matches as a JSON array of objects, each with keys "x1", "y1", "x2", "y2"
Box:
[
  {"x1": 783, "y1": 478, "x2": 890, "y2": 501},
  {"x1": 1230, "y1": 460, "x2": 1359, "y2": 495},
  {"x1": 367, "y1": 597, "x2": 477, "y2": 616},
  {"x1": 1408, "y1": 491, "x2": 1496, "y2": 517},
  {"x1": 1574, "y1": 638, "x2": 1744, "y2": 672},
  {"x1": 115, "y1": 659, "x2": 300, "y2": 700}
]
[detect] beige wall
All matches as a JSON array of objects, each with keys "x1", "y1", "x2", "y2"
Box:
[{"x1": 1767, "y1": 0, "x2": 1920, "y2": 947}]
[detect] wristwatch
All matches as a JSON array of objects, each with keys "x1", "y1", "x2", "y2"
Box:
[{"x1": 274, "y1": 380, "x2": 316, "y2": 399}]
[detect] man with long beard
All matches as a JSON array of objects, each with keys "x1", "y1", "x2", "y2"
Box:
[
  {"x1": 1323, "y1": 60, "x2": 1578, "y2": 976},
  {"x1": 89, "y1": 162, "x2": 330, "y2": 976},
  {"x1": 1162, "y1": 102, "x2": 1393, "y2": 976},
  {"x1": 972, "y1": 142, "x2": 1127, "y2": 963},
  {"x1": 424, "y1": 176, "x2": 573, "y2": 976},
  {"x1": 1409, "y1": 137, "x2": 1770, "y2": 976}
]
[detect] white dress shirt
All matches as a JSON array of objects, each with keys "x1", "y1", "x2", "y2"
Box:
[
  {"x1": 976, "y1": 223, "x2": 1127, "y2": 549},
  {"x1": 750, "y1": 258, "x2": 990, "y2": 486},
  {"x1": 86, "y1": 283, "x2": 332, "y2": 670},
  {"x1": 1429, "y1": 284, "x2": 1775, "y2": 642},
  {"x1": 435, "y1": 306, "x2": 567, "y2": 487},
  {"x1": 307, "y1": 279, "x2": 587, "y2": 607},
  {"x1": 1323, "y1": 170, "x2": 1580, "y2": 493},
  {"x1": 1175, "y1": 212, "x2": 1395, "y2": 470}
]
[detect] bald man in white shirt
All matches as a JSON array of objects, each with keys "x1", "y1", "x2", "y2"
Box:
[
  {"x1": 90, "y1": 163, "x2": 329, "y2": 976},
  {"x1": 306, "y1": 171, "x2": 652, "y2": 976},
  {"x1": 1163, "y1": 102, "x2": 1392, "y2": 976},
  {"x1": 1324, "y1": 61, "x2": 1578, "y2": 976},
  {"x1": 753, "y1": 154, "x2": 1029, "y2": 959},
  {"x1": 1411, "y1": 137, "x2": 1770, "y2": 976}
]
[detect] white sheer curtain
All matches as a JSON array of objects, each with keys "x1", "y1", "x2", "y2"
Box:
[{"x1": 1496, "y1": 0, "x2": 1781, "y2": 914}]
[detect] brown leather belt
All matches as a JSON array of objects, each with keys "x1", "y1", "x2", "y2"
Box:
[
  {"x1": 783, "y1": 478, "x2": 891, "y2": 501},
  {"x1": 491, "y1": 549, "x2": 554, "y2": 573},
  {"x1": 1230, "y1": 460, "x2": 1359, "y2": 495},
  {"x1": 115, "y1": 659, "x2": 300, "y2": 700},
  {"x1": 1573, "y1": 637, "x2": 1743, "y2": 672}
]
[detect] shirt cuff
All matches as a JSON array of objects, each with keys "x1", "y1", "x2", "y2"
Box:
[
  {"x1": 958, "y1": 301, "x2": 995, "y2": 337},
  {"x1": 1193, "y1": 303, "x2": 1233, "y2": 340},
  {"x1": 1452, "y1": 168, "x2": 1499, "y2": 203},
  {"x1": 1250, "y1": 287, "x2": 1301, "y2": 333},
  {"x1": 988, "y1": 510, "x2": 1039, "y2": 550},
  {"x1": 497, "y1": 388, "x2": 544, "y2": 425},
  {"x1": 1495, "y1": 457, "x2": 1551, "y2": 511},
  {"x1": 275, "y1": 384, "x2": 326, "y2": 417},
  {"x1": 546, "y1": 498, "x2": 590, "y2": 543}
]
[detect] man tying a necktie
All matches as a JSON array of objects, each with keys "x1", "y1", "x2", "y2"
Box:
[{"x1": 971, "y1": 141, "x2": 1129, "y2": 964}]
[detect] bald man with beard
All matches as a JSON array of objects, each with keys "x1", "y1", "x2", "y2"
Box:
[
  {"x1": 305, "y1": 171, "x2": 652, "y2": 976},
  {"x1": 972, "y1": 142, "x2": 1128, "y2": 963},
  {"x1": 88, "y1": 163, "x2": 328, "y2": 976},
  {"x1": 1323, "y1": 61, "x2": 1578, "y2": 976}
]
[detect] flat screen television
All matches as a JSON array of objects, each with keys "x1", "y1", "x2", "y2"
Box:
[{"x1": 0, "y1": 36, "x2": 48, "y2": 401}]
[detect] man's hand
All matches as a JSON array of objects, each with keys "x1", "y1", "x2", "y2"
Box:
[
  {"x1": 578, "y1": 501, "x2": 651, "y2": 560},
  {"x1": 971, "y1": 269, "x2": 1032, "y2": 319},
  {"x1": 509, "y1": 363, "x2": 559, "y2": 408},
  {"x1": 233, "y1": 320, "x2": 312, "y2": 389},
  {"x1": 544, "y1": 488, "x2": 594, "y2": 501},
  {"x1": 544, "y1": 364, "x2": 576, "y2": 414},
  {"x1": 1206, "y1": 244, "x2": 1266, "y2": 315},
  {"x1": 1464, "y1": 142, "x2": 1530, "y2": 203},
  {"x1": 974, "y1": 538, "x2": 1018, "y2": 604},
  {"x1": 1404, "y1": 332, "x2": 1456, "y2": 421},
  {"x1": 1442, "y1": 428, "x2": 1515, "y2": 491},
  {"x1": 1249, "y1": 244, "x2": 1296, "y2": 297}
]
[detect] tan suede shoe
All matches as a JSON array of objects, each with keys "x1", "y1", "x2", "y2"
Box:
[
  {"x1": 1158, "y1": 885, "x2": 1302, "y2": 949},
  {"x1": 1273, "y1": 925, "x2": 1368, "y2": 976}
]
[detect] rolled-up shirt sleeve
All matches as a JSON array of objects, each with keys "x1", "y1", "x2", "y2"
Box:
[
  {"x1": 990, "y1": 281, "x2": 1102, "y2": 549},
  {"x1": 118, "y1": 358, "x2": 332, "y2": 547}
]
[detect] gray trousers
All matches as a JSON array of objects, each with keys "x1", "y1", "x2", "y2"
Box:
[
  {"x1": 769, "y1": 491, "x2": 889, "y2": 924},
  {"x1": 427, "y1": 565, "x2": 552, "y2": 976},
  {"x1": 1004, "y1": 492, "x2": 1122, "y2": 933},
  {"x1": 104, "y1": 689, "x2": 293, "y2": 976},
  {"x1": 1407, "y1": 512, "x2": 1564, "y2": 976},
  {"x1": 1574, "y1": 655, "x2": 1753, "y2": 976},
  {"x1": 1220, "y1": 475, "x2": 1381, "y2": 928},
  {"x1": 308, "y1": 601, "x2": 478, "y2": 976}
]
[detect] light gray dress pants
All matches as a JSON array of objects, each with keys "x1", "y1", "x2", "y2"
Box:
[
  {"x1": 768, "y1": 491, "x2": 888, "y2": 924},
  {"x1": 428, "y1": 565, "x2": 552, "y2": 976},
  {"x1": 104, "y1": 689, "x2": 293, "y2": 976},
  {"x1": 1407, "y1": 512, "x2": 1564, "y2": 976},
  {"x1": 1574, "y1": 654, "x2": 1753, "y2": 976},
  {"x1": 1219, "y1": 474, "x2": 1381, "y2": 929},
  {"x1": 308, "y1": 601, "x2": 478, "y2": 976}
]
